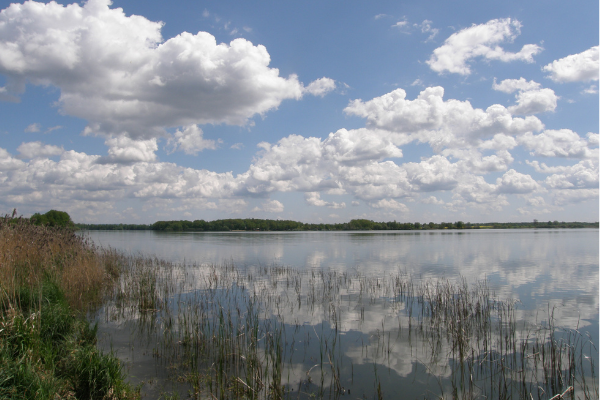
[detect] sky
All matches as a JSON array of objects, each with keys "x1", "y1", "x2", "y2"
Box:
[{"x1": 0, "y1": 0, "x2": 598, "y2": 224}]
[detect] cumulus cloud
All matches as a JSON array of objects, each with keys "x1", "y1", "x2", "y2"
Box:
[
  {"x1": 167, "y1": 125, "x2": 218, "y2": 155},
  {"x1": 552, "y1": 188, "x2": 599, "y2": 206},
  {"x1": 404, "y1": 155, "x2": 458, "y2": 191},
  {"x1": 101, "y1": 137, "x2": 158, "y2": 163},
  {"x1": 492, "y1": 78, "x2": 557, "y2": 114},
  {"x1": 427, "y1": 18, "x2": 542, "y2": 75},
  {"x1": 495, "y1": 169, "x2": 539, "y2": 194},
  {"x1": 519, "y1": 129, "x2": 596, "y2": 158},
  {"x1": 252, "y1": 199, "x2": 284, "y2": 213},
  {"x1": 322, "y1": 128, "x2": 404, "y2": 164},
  {"x1": 421, "y1": 196, "x2": 444, "y2": 205},
  {"x1": 368, "y1": 198, "x2": 408, "y2": 212},
  {"x1": 492, "y1": 77, "x2": 541, "y2": 93},
  {"x1": 0, "y1": 147, "x2": 25, "y2": 170},
  {"x1": 0, "y1": 0, "x2": 328, "y2": 140},
  {"x1": 451, "y1": 175, "x2": 508, "y2": 211},
  {"x1": 527, "y1": 159, "x2": 598, "y2": 193},
  {"x1": 17, "y1": 141, "x2": 64, "y2": 159},
  {"x1": 305, "y1": 192, "x2": 345, "y2": 208},
  {"x1": 304, "y1": 77, "x2": 336, "y2": 97},
  {"x1": 543, "y1": 46, "x2": 599, "y2": 83},
  {"x1": 345, "y1": 86, "x2": 543, "y2": 149}
]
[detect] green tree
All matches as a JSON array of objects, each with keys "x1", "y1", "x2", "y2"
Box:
[{"x1": 31, "y1": 210, "x2": 74, "y2": 228}]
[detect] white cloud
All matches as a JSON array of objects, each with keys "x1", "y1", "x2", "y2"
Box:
[
  {"x1": 0, "y1": 147, "x2": 25, "y2": 170},
  {"x1": 404, "y1": 155, "x2": 459, "y2": 191},
  {"x1": 543, "y1": 46, "x2": 599, "y2": 83},
  {"x1": 368, "y1": 198, "x2": 408, "y2": 212},
  {"x1": 0, "y1": 0, "x2": 320, "y2": 139},
  {"x1": 421, "y1": 196, "x2": 444, "y2": 205},
  {"x1": 102, "y1": 137, "x2": 158, "y2": 163},
  {"x1": 45, "y1": 125, "x2": 63, "y2": 134},
  {"x1": 345, "y1": 86, "x2": 544, "y2": 149},
  {"x1": 323, "y1": 128, "x2": 403, "y2": 164},
  {"x1": 167, "y1": 125, "x2": 217, "y2": 155},
  {"x1": 508, "y1": 88, "x2": 557, "y2": 115},
  {"x1": 451, "y1": 175, "x2": 509, "y2": 211},
  {"x1": 427, "y1": 18, "x2": 542, "y2": 75},
  {"x1": 519, "y1": 129, "x2": 596, "y2": 158},
  {"x1": 478, "y1": 134, "x2": 518, "y2": 151},
  {"x1": 230, "y1": 142, "x2": 244, "y2": 150},
  {"x1": 527, "y1": 159, "x2": 599, "y2": 192},
  {"x1": 582, "y1": 85, "x2": 598, "y2": 94},
  {"x1": 252, "y1": 199, "x2": 284, "y2": 213},
  {"x1": 447, "y1": 148, "x2": 514, "y2": 173},
  {"x1": 392, "y1": 20, "x2": 408, "y2": 29},
  {"x1": 304, "y1": 77, "x2": 336, "y2": 97},
  {"x1": 24, "y1": 123, "x2": 41, "y2": 133},
  {"x1": 492, "y1": 77, "x2": 541, "y2": 93},
  {"x1": 492, "y1": 78, "x2": 557, "y2": 115},
  {"x1": 17, "y1": 141, "x2": 64, "y2": 159},
  {"x1": 418, "y1": 20, "x2": 439, "y2": 41},
  {"x1": 495, "y1": 169, "x2": 539, "y2": 194},
  {"x1": 305, "y1": 192, "x2": 345, "y2": 209},
  {"x1": 552, "y1": 188, "x2": 598, "y2": 206}
]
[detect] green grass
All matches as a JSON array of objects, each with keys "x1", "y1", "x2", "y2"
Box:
[{"x1": 0, "y1": 278, "x2": 138, "y2": 400}]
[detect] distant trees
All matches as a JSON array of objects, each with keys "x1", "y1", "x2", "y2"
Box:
[
  {"x1": 30, "y1": 210, "x2": 74, "y2": 228},
  {"x1": 74, "y1": 217, "x2": 598, "y2": 232}
]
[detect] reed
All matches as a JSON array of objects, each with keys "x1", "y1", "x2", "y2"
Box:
[
  {"x1": 100, "y1": 259, "x2": 598, "y2": 400},
  {"x1": 0, "y1": 214, "x2": 138, "y2": 399}
]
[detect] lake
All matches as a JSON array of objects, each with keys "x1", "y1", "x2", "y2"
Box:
[{"x1": 85, "y1": 229, "x2": 599, "y2": 399}]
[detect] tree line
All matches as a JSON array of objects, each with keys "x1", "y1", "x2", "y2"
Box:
[{"x1": 75, "y1": 218, "x2": 598, "y2": 232}]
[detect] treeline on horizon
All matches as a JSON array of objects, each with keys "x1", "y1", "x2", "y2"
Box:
[{"x1": 75, "y1": 218, "x2": 599, "y2": 232}]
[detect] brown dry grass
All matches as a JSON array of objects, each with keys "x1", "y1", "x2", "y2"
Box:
[{"x1": 0, "y1": 215, "x2": 120, "y2": 310}]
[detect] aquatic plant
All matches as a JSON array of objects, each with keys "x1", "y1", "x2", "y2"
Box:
[{"x1": 101, "y1": 259, "x2": 598, "y2": 400}]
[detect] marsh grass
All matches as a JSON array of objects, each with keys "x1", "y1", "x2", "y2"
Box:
[
  {"x1": 102, "y1": 259, "x2": 598, "y2": 400},
  {"x1": 0, "y1": 215, "x2": 138, "y2": 399}
]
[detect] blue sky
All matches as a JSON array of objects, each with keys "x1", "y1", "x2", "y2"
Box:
[{"x1": 0, "y1": 0, "x2": 598, "y2": 223}]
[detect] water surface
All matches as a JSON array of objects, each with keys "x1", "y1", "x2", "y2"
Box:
[{"x1": 86, "y1": 229, "x2": 599, "y2": 399}]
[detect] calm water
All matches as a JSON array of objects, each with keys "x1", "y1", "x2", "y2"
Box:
[{"x1": 86, "y1": 229, "x2": 599, "y2": 398}]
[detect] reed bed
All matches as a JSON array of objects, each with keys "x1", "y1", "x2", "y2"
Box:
[
  {"x1": 101, "y1": 258, "x2": 598, "y2": 400},
  {"x1": 0, "y1": 215, "x2": 138, "y2": 399}
]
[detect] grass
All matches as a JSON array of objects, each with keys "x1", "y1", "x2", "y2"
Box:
[{"x1": 0, "y1": 215, "x2": 139, "y2": 400}]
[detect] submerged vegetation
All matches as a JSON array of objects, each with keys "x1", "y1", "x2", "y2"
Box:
[
  {"x1": 77, "y1": 218, "x2": 599, "y2": 232},
  {"x1": 0, "y1": 214, "x2": 138, "y2": 399},
  {"x1": 102, "y1": 257, "x2": 598, "y2": 399}
]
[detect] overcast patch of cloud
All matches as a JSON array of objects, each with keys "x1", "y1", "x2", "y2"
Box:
[
  {"x1": 427, "y1": 18, "x2": 542, "y2": 75},
  {"x1": 0, "y1": 0, "x2": 329, "y2": 140},
  {"x1": 543, "y1": 46, "x2": 599, "y2": 83}
]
